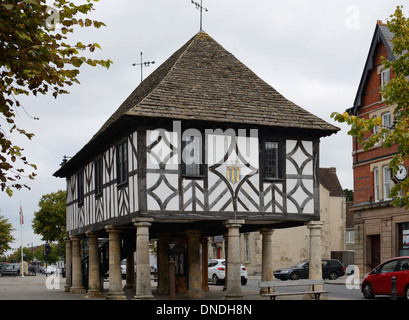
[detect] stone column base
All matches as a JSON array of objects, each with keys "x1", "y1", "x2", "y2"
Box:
[
  {"x1": 106, "y1": 292, "x2": 127, "y2": 300},
  {"x1": 85, "y1": 289, "x2": 104, "y2": 298},
  {"x1": 70, "y1": 287, "x2": 86, "y2": 294},
  {"x1": 133, "y1": 294, "x2": 155, "y2": 300},
  {"x1": 187, "y1": 288, "x2": 204, "y2": 300},
  {"x1": 224, "y1": 294, "x2": 243, "y2": 300}
]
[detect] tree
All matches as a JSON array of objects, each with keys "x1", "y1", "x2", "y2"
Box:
[
  {"x1": 343, "y1": 189, "x2": 354, "y2": 202},
  {"x1": 0, "y1": 0, "x2": 112, "y2": 197},
  {"x1": 332, "y1": 6, "x2": 409, "y2": 208},
  {"x1": 32, "y1": 190, "x2": 66, "y2": 243},
  {"x1": 0, "y1": 214, "x2": 15, "y2": 255},
  {"x1": 7, "y1": 246, "x2": 32, "y2": 263}
]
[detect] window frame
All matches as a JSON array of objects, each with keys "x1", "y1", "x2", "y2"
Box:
[
  {"x1": 261, "y1": 138, "x2": 284, "y2": 181},
  {"x1": 381, "y1": 68, "x2": 390, "y2": 90},
  {"x1": 383, "y1": 166, "x2": 392, "y2": 200},
  {"x1": 346, "y1": 230, "x2": 355, "y2": 244},
  {"x1": 381, "y1": 68, "x2": 390, "y2": 101},
  {"x1": 77, "y1": 170, "x2": 84, "y2": 205},
  {"x1": 181, "y1": 133, "x2": 205, "y2": 178},
  {"x1": 94, "y1": 156, "x2": 103, "y2": 196},
  {"x1": 244, "y1": 234, "x2": 250, "y2": 263},
  {"x1": 382, "y1": 112, "x2": 392, "y2": 138},
  {"x1": 373, "y1": 167, "x2": 379, "y2": 202},
  {"x1": 116, "y1": 139, "x2": 128, "y2": 186}
]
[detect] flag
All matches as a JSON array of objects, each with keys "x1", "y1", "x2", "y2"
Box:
[{"x1": 19, "y1": 203, "x2": 24, "y2": 225}]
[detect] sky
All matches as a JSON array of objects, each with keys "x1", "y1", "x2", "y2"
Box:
[{"x1": 0, "y1": 0, "x2": 405, "y2": 254}]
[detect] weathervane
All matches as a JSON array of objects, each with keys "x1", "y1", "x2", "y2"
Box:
[
  {"x1": 132, "y1": 52, "x2": 155, "y2": 83},
  {"x1": 191, "y1": 0, "x2": 208, "y2": 31}
]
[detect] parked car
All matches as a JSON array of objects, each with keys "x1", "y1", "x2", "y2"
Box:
[
  {"x1": 274, "y1": 259, "x2": 345, "y2": 281},
  {"x1": 28, "y1": 265, "x2": 37, "y2": 276},
  {"x1": 0, "y1": 264, "x2": 19, "y2": 277},
  {"x1": 346, "y1": 265, "x2": 356, "y2": 275},
  {"x1": 361, "y1": 256, "x2": 409, "y2": 300},
  {"x1": 45, "y1": 265, "x2": 57, "y2": 275},
  {"x1": 208, "y1": 259, "x2": 248, "y2": 285},
  {"x1": 104, "y1": 259, "x2": 127, "y2": 280}
]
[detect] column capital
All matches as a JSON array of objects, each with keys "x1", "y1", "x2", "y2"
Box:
[
  {"x1": 224, "y1": 219, "x2": 245, "y2": 228},
  {"x1": 260, "y1": 228, "x2": 274, "y2": 235},
  {"x1": 306, "y1": 221, "x2": 323, "y2": 230},
  {"x1": 64, "y1": 236, "x2": 71, "y2": 243},
  {"x1": 105, "y1": 225, "x2": 122, "y2": 233},
  {"x1": 133, "y1": 217, "x2": 154, "y2": 227},
  {"x1": 85, "y1": 231, "x2": 100, "y2": 238},
  {"x1": 70, "y1": 235, "x2": 82, "y2": 241}
]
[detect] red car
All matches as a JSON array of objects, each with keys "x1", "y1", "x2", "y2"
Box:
[{"x1": 361, "y1": 256, "x2": 409, "y2": 299}]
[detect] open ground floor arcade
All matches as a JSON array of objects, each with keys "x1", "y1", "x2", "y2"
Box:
[{"x1": 63, "y1": 218, "x2": 325, "y2": 300}]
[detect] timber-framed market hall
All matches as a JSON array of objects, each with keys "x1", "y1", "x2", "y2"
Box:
[{"x1": 54, "y1": 31, "x2": 339, "y2": 299}]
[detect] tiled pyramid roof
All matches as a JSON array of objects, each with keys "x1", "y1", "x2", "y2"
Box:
[
  {"x1": 95, "y1": 31, "x2": 339, "y2": 137},
  {"x1": 55, "y1": 32, "x2": 339, "y2": 178}
]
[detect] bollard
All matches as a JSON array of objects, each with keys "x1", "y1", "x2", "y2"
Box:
[{"x1": 391, "y1": 276, "x2": 397, "y2": 300}]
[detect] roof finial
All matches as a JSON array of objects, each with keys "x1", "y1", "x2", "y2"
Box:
[
  {"x1": 191, "y1": 0, "x2": 208, "y2": 31},
  {"x1": 132, "y1": 52, "x2": 155, "y2": 83}
]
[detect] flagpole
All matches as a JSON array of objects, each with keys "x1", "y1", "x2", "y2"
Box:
[{"x1": 20, "y1": 201, "x2": 24, "y2": 277}]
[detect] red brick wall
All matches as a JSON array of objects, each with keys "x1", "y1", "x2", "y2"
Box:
[
  {"x1": 353, "y1": 164, "x2": 373, "y2": 204},
  {"x1": 352, "y1": 41, "x2": 398, "y2": 205}
]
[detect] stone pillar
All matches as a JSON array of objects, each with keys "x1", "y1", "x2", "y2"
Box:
[
  {"x1": 260, "y1": 228, "x2": 274, "y2": 294},
  {"x1": 105, "y1": 226, "x2": 126, "y2": 300},
  {"x1": 133, "y1": 218, "x2": 154, "y2": 300},
  {"x1": 222, "y1": 233, "x2": 228, "y2": 291},
  {"x1": 186, "y1": 230, "x2": 204, "y2": 299},
  {"x1": 201, "y1": 237, "x2": 209, "y2": 292},
  {"x1": 305, "y1": 221, "x2": 326, "y2": 299},
  {"x1": 64, "y1": 237, "x2": 72, "y2": 292},
  {"x1": 124, "y1": 252, "x2": 135, "y2": 290},
  {"x1": 224, "y1": 220, "x2": 245, "y2": 300},
  {"x1": 70, "y1": 235, "x2": 86, "y2": 294},
  {"x1": 156, "y1": 234, "x2": 170, "y2": 295},
  {"x1": 85, "y1": 231, "x2": 103, "y2": 298}
]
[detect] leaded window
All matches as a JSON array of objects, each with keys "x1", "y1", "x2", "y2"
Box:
[
  {"x1": 116, "y1": 139, "x2": 128, "y2": 185},
  {"x1": 263, "y1": 141, "x2": 281, "y2": 179}
]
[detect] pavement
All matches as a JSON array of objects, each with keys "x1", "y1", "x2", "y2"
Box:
[
  {"x1": 0, "y1": 274, "x2": 351, "y2": 301},
  {"x1": 3, "y1": 274, "x2": 392, "y2": 320}
]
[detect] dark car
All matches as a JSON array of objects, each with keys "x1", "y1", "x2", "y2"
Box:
[
  {"x1": 0, "y1": 264, "x2": 19, "y2": 277},
  {"x1": 361, "y1": 256, "x2": 409, "y2": 300},
  {"x1": 274, "y1": 259, "x2": 345, "y2": 281},
  {"x1": 28, "y1": 265, "x2": 37, "y2": 276}
]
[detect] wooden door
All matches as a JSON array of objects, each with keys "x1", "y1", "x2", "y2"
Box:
[{"x1": 370, "y1": 235, "x2": 381, "y2": 269}]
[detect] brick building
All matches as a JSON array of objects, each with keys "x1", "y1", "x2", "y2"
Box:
[{"x1": 347, "y1": 21, "x2": 409, "y2": 275}]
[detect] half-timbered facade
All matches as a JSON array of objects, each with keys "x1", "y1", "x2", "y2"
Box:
[{"x1": 55, "y1": 31, "x2": 339, "y2": 299}]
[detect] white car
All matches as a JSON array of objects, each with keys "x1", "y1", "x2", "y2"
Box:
[
  {"x1": 45, "y1": 265, "x2": 57, "y2": 275},
  {"x1": 208, "y1": 259, "x2": 248, "y2": 285}
]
